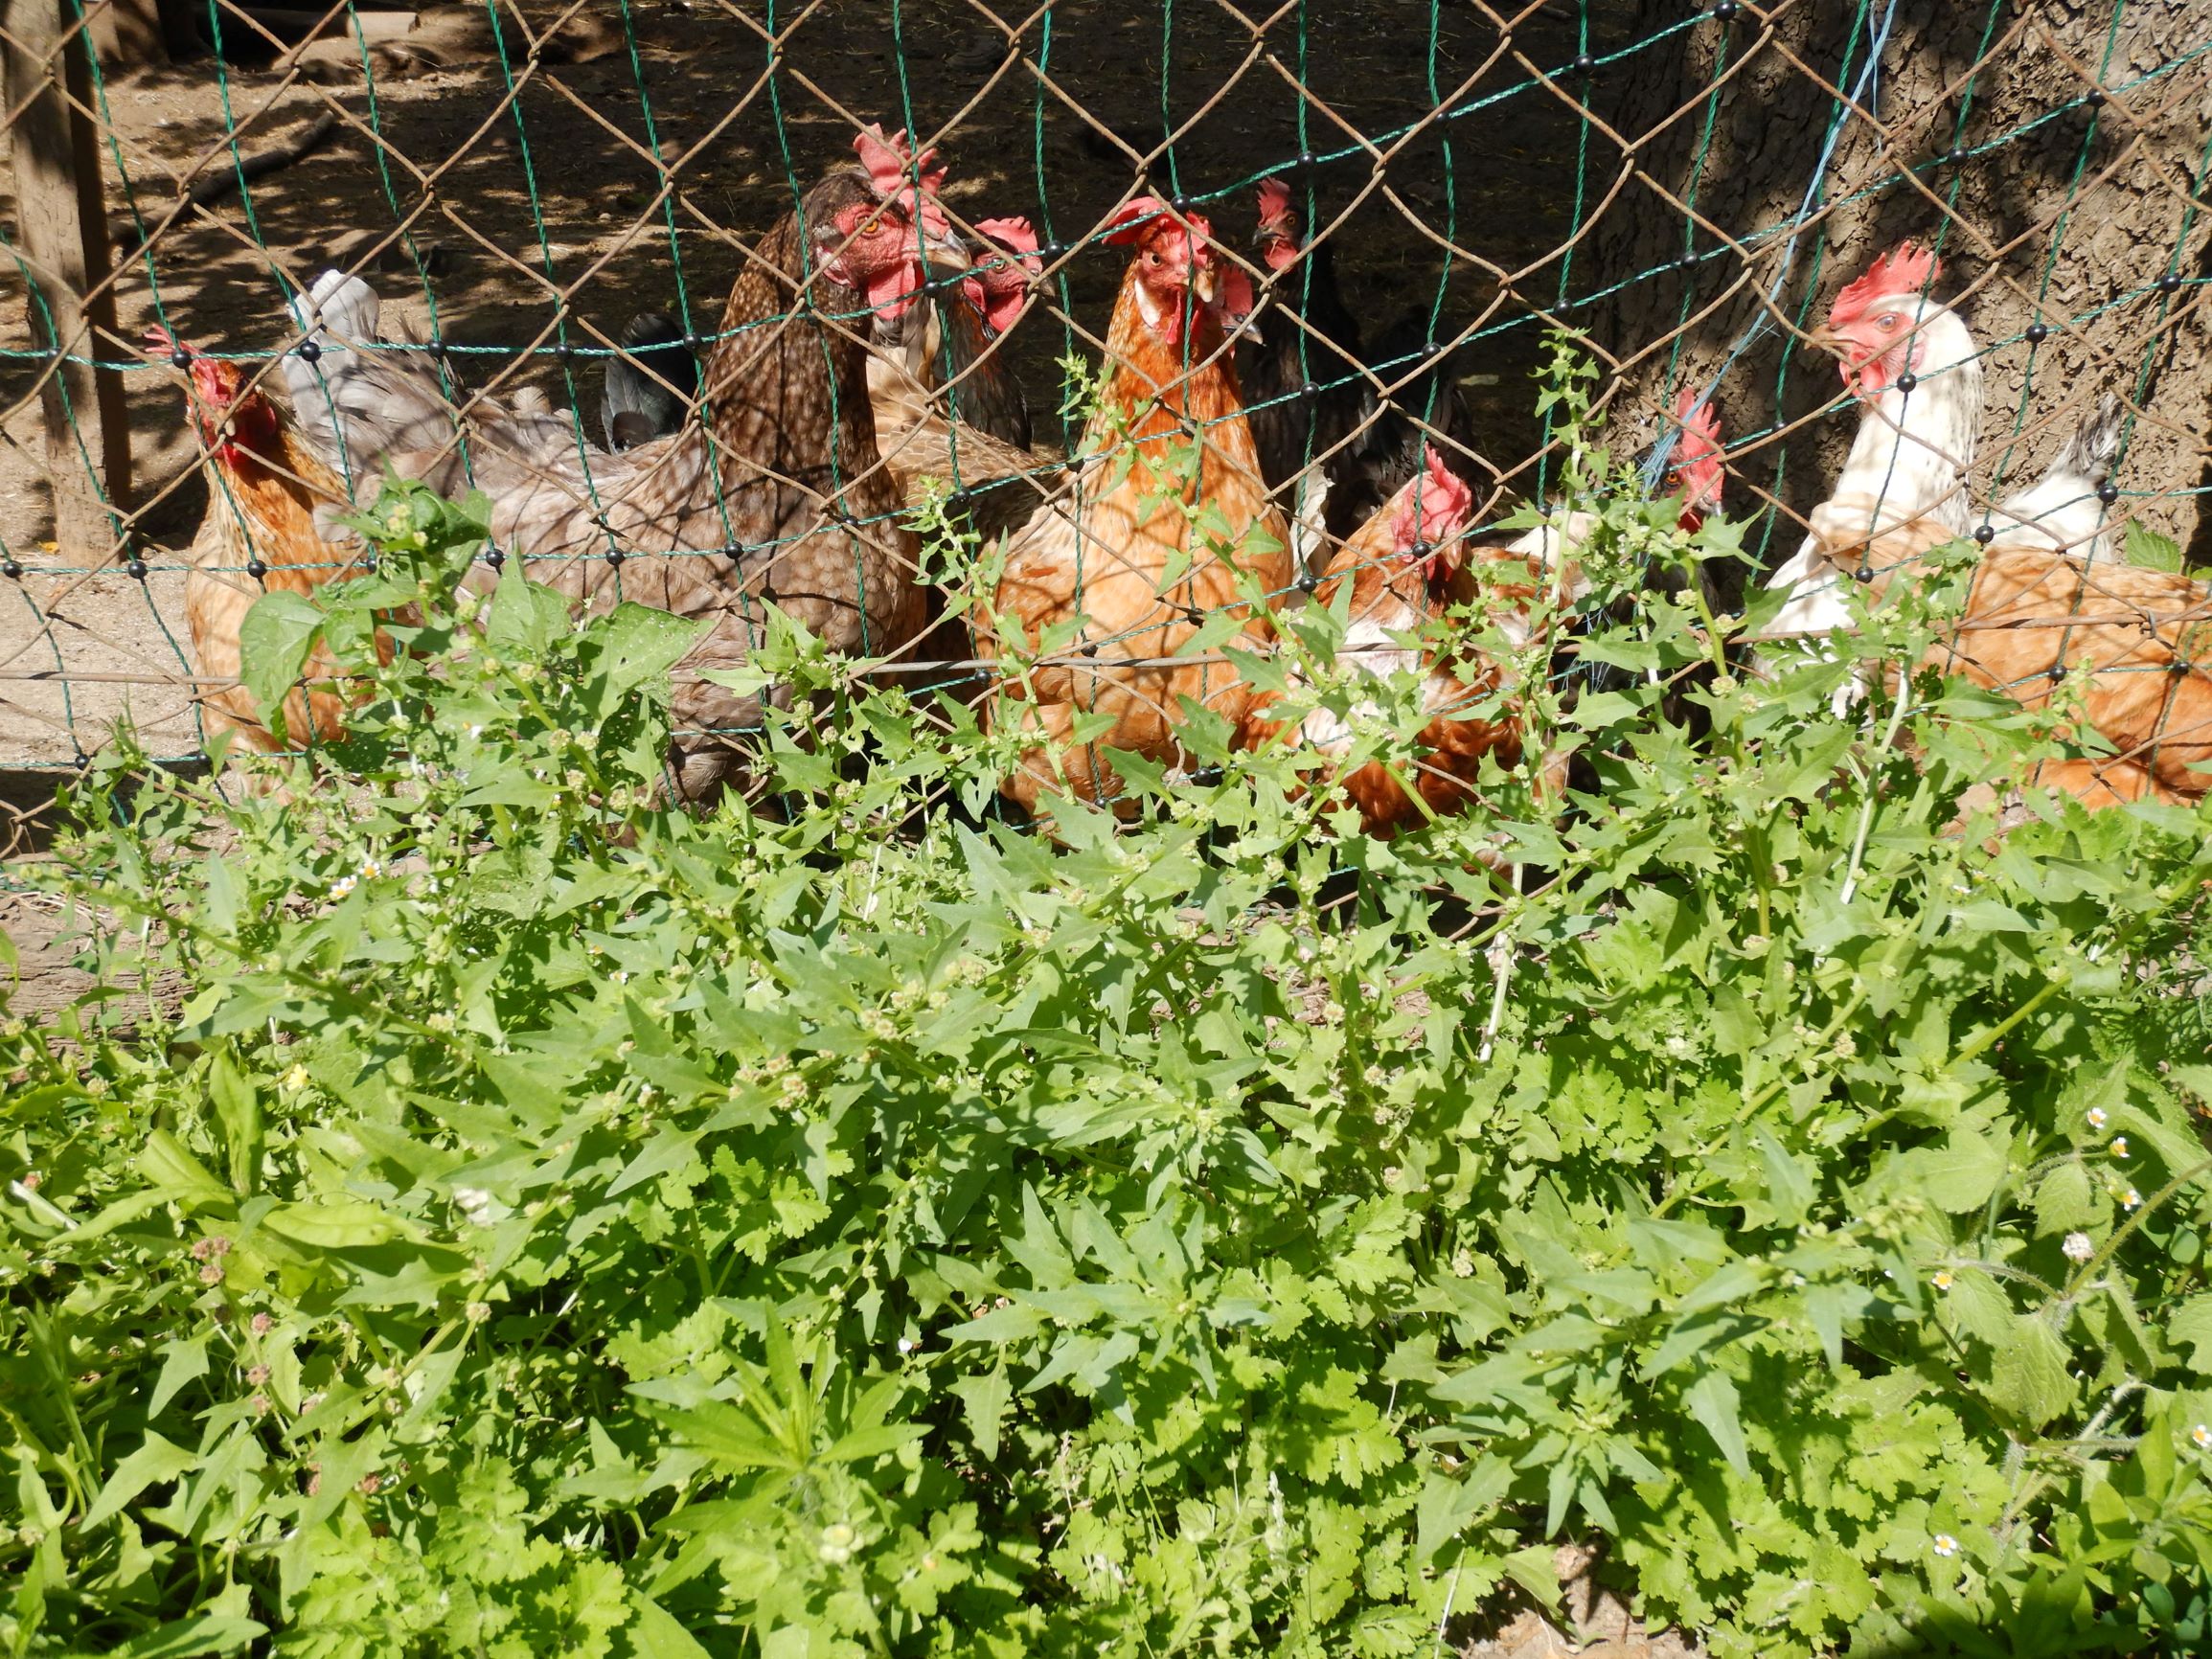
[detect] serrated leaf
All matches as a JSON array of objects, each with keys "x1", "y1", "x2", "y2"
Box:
[
  {"x1": 1989, "y1": 1314, "x2": 2077, "y2": 1429},
  {"x1": 80, "y1": 1431, "x2": 198, "y2": 1530}
]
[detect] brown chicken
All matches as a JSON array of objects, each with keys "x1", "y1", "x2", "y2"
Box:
[
  {"x1": 1236, "y1": 398, "x2": 1729, "y2": 838},
  {"x1": 1929, "y1": 546, "x2": 2212, "y2": 806},
  {"x1": 281, "y1": 126, "x2": 941, "y2": 801},
  {"x1": 156, "y1": 328, "x2": 382, "y2": 752},
  {"x1": 1233, "y1": 452, "x2": 1537, "y2": 834},
  {"x1": 979, "y1": 195, "x2": 1288, "y2": 815}
]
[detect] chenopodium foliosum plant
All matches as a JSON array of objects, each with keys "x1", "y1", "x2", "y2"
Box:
[{"x1": 3, "y1": 343, "x2": 2210, "y2": 1659}]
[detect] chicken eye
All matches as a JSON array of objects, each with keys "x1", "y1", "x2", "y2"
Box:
[
  {"x1": 1876, "y1": 313, "x2": 1900, "y2": 330},
  {"x1": 1146, "y1": 251, "x2": 1162, "y2": 266}
]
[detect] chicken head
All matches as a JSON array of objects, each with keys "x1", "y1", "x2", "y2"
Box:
[
  {"x1": 1104, "y1": 195, "x2": 1255, "y2": 346},
  {"x1": 816, "y1": 125, "x2": 948, "y2": 320},
  {"x1": 148, "y1": 328, "x2": 282, "y2": 468},
  {"x1": 962, "y1": 216, "x2": 1042, "y2": 335},
  {"x1": 1811, "y1": 239, "x2": 1951, "y2": 400},
  {"x1": 1390, "y1": 446, "x2": 1476, "y2": 589},
  {"x1": 1667, "y1": 389, "x2": 1725, "y2": 529},
  {"x1": 1254, "y1": 177, "x2": 1301, "y2": 274}
]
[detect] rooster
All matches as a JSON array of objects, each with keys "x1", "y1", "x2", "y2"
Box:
[
  {"x1": 980, "y1": 194, "x2": 1288, "y2": 815},
  {"x1": 601, "y1": 310, "x2": 697, "y2": 451},
  {"x1": 154, "y1": 329, "x2": 385, "y2": 754},
  {"x1": 281, "y1": 125, "x2": 942, "y2": 802}
]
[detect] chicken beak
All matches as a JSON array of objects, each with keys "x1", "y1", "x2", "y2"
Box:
[{"x1": 1803, "y1": 324, "x2": 1848, "y2": 360}]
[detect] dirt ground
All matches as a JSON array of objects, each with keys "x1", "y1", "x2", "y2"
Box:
[{"x1": 1, "y1": 0, "x2": 1627, "y2": 790}]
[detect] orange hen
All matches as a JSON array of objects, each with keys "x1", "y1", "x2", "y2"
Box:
[
  {"x1": 156, "y1": 330, "x2": 383, "y2": 752},
  {"x1": 1235, "y1": 450, "x2": 1569, "y2": 836},
  {"x1": 979, "y1": 195, "x2": 1289, "y2": 814}
]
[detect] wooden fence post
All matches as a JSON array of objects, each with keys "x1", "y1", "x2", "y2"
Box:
[{"x1": 3, "y1": 0, "x2": 132, "y2": 559}]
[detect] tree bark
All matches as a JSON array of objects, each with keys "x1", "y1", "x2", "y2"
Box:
[{"x1": 1586, "y1": 0, "x2": 2212, "y2": 574}]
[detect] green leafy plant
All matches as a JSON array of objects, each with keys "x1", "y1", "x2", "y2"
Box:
[{"x1": 4, "y1": 356, "x2": 2209, "y2": 1659}]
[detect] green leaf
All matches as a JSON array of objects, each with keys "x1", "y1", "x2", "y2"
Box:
[
  {"x1": 1989, "y1": 1314, "x2": 2078, "y2": 1429},
  {"x1": 627, "y1": 1593, "x2": 716, "y2": 1659},
  {"x1": 136, "y1": 1131, "x2": 233, "y2": 1214},
  {"x1": 90, "y1": 1617, "x2": 266, "y2": 1659},
  {"x1": 1755, "y1": 1125, "x2": 1815, "y2": 1228},
  {"x1": 236, "y1": 589, "x2": 325, "y2": 747},
  {"x1": 2123, "y1": 520, "x2": 2184, "y2": 573},
  {"x1": 260, "y1": 1200, "x2": 403, "y2": 1250},
  {"x1": 2169, "y1": 1295, "x2": 2212, "y2": 1373},
  {"x1": 80, "y1": 1431, "x2": 198, "y2": 1530},
  {"x1": 148, "y1": 1335, "x2": 210, "y2": 1417},
  {"x1": 593, "y1": 602, "x2": 711, "y2": 700},
  {"x1": 948, "y1": 1363, "x2": 1014, "y2": 1463},
  {"x1": 1685, "y1": 1370, "x2": 1751, "y2": 1477},
  {"x1": 1906, "y1": 1128, "x2": 2007, "y2": 1214}
]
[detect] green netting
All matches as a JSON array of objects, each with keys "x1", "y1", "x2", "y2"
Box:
[{"x1": 0, "y1": 0, "x2": 2207, "y2": 828}]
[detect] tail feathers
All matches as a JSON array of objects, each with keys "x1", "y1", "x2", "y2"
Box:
[
  {"x1": 2047, "y1": 392, "x2": 2124, "y2": 487},
  {"x1": 602, "y1": 310, "x2": 697, "y2": 451}
]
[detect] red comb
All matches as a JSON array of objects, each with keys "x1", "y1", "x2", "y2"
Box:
[
  {"x1": 1830, "y1": 239, "x2": 1942, "y2": 328},
  {"x1": 144, "y1": 325, "x2": 185, "y2": 357},
  {"x1": 1394, "y1": 448, "x2": 1472, "y2": 548},
  {"x1": 1256, "y1": 176, "x2": 1292, "y2": 226},
  {"x1": 1674, "y1": 388, "x2": 1721, "y2": 459},
  {"x1": 1104, "y1": 195, "x2": 1172, "y2": 245},
  {"x1": 853, "y1": 124, "x2": 948, "y2": 236},
  {"x1": 976, "y1": 216, "x2": 1040, "y2": 260}
]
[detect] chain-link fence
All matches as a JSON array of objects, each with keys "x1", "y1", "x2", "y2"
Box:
[{"x1": 4, "y1": 0, "x2": 2209, "y2": 853}]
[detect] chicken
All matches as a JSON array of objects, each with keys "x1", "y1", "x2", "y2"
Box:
[
  {"x1": 1240, "y1": 177, "x2": 1479, "y2": 566},
  {"x1": 1233, "y1": 450, "x2": 1561, "y2": 837},
  {"x1": 979, "y1": 195, "x2": 1287, "y2": 815},
  {"x1": 154, "y1": 328, "x2": 383, "y2": 752},
  {"x1": 944, "y1": 216, "x2": 1040, "y2": 449},
  {"x1": 281, "y1": 125, "x2": 941, "y2": 802},
  {"x1": 601, "y1": 310, "x2": 697, "y2": 451},
  {"x1": 1927, "y1": 400, "x2": 2210, "y2": 807},
  {"x1": 1234, "y1": 402, "x2": 1726, "y2": 839},
  {"x1": 1760, "y1": 240, "x2": 1982, "y2": 646},
  {"x1": 1764, "y1": 261, "x2": 2207, "y2": 808},
  {"x1": 865, "y1": 202, "x2": 1053, "y2": 544}
]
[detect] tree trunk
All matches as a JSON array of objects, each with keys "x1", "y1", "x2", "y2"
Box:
[{"x1": 1587, "y1": 0, "x2": 2212, "y2": 577}]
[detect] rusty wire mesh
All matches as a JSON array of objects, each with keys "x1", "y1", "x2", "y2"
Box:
[{"x1": 3, "y1": 0, "x2": 2210, "y2": 855}]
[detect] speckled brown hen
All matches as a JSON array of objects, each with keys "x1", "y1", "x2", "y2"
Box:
[
  {"x1": 155, "y1": 328, "x2": 386, "y2": 753},
  {"x1": 282, "y1": 128, "x2": 937, "y2": 802},
  {"x1": 979, "y1": 195, "x2": 1289, "y2": 815}
]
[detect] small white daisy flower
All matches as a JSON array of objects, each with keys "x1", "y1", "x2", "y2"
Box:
[
  {"x1": 2122, "y1": 1189, "x2": 2142, "y2": 1210},
  {"x1": 2192, "y1": 1423, "x2": 2211, "y2": 1450},
  {"x1": 331, "y1": 875, "x2": 356, "y2": 898},
  {"x1": 468, "y1": 723, "x2": 483, "y2": 739},
  {"x1": 2063, "y1": 1232, "x2": 2094, "y2": 1262},
  {"x1": 2109, "y1": 1137, "x2": 2128, "y2": 1158},
  {"x1": 1931, "y1": 1534, "x2": 1960, "y2": 1558},
  {"x1": 2087, "y1": 1106, "x2": 2109, "y2": 1130},
  {"x1": 897, "y1": 1337, "x2": 914, "y2": 1353},
  {"x1": 1931, "y1": 1269, "x2": 1954, "y2": 1291},
  {"x1": 358, "y1": 858, "x2": 381, "y2": 881}
]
